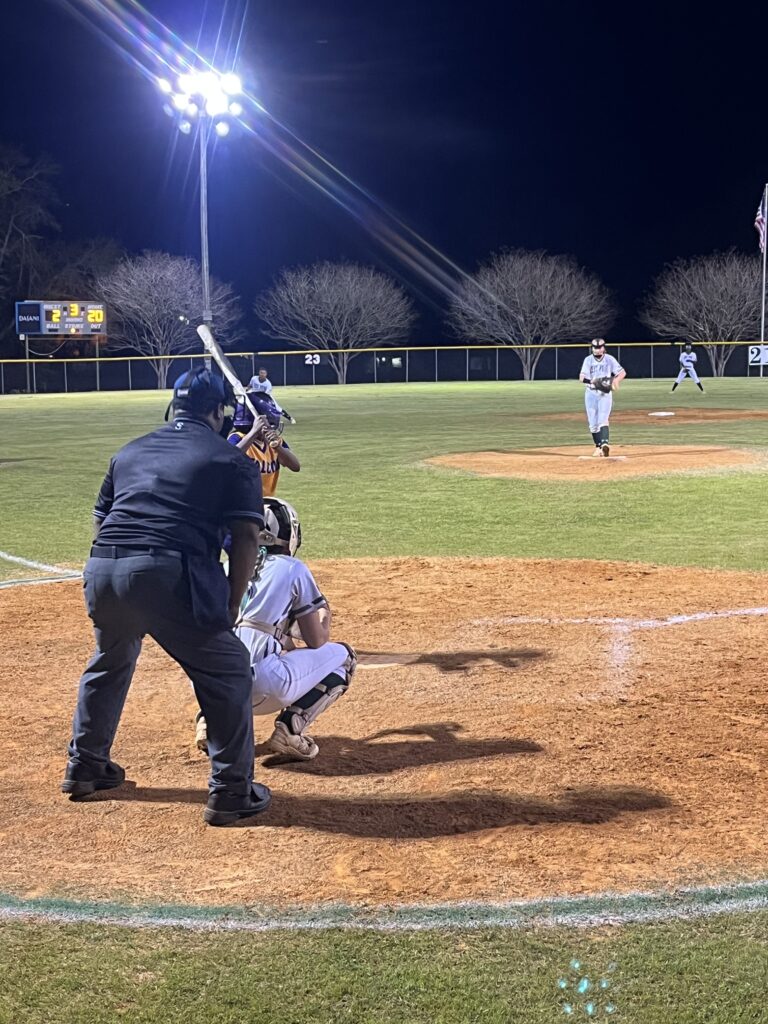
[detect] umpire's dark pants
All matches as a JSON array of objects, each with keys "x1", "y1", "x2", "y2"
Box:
[{"x1": 68, "y1": 551, "x2": 255, "y2": 795}]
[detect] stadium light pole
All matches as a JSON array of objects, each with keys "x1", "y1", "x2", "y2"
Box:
[{"x1": 157, "y1": 70, "x2": 243, "y2": 327}]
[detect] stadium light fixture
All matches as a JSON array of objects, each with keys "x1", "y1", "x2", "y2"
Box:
[{"x1": 156, "y1": 66, "x2": 243, "y2": 326}]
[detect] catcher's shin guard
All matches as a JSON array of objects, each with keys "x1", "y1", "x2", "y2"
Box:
[
  {"x1": 269, "y1": 669, "x2": 351, "y2": 761},
  {"x1": 276, "y1": 646, "x2": 356, "y2": 738}
]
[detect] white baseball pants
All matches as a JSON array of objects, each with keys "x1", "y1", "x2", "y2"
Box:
[
  {"x1": 250, "y1": 642, "x2": 351, "y2": 715},
  {"x1": 675, "y1": 367, "x2": 701, "y2": 384},
  {"x1": 585, "y1": 389, "x2": 612, "y2": 432}
]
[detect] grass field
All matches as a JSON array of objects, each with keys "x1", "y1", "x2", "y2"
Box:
[{"x1": 1, "y1": 379, "x2": 767, "y2": 1022}]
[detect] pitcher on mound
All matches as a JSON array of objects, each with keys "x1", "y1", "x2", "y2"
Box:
[{"x1": 579, "y1": 338, "x2": 627, "y2": 457}]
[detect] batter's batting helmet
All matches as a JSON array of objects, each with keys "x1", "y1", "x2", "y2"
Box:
[
  {"x1": 233, "y1": 392, "x2": 283, "y2": 432},
  {"x1": 259, "y1": 497, "x2": 302, "y2": 556}
]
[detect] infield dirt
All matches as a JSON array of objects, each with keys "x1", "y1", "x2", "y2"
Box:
[
  {"x1": 427, "y1": 445, "x2": 763, "y2": 481},
  {"x1": 1, "y1": 558, "x2": 766, "y2": 908}
]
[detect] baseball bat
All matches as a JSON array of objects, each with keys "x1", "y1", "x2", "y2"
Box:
[{"x1": 196, "y1": 323, "x2": 259, "y2": 419}]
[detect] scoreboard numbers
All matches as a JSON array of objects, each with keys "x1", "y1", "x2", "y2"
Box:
[{"x1": 15, "y1": 300, "x2": 107, "y2": 336}]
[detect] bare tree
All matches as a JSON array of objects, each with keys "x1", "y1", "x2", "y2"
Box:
[
  {"x1": 34, "y1": 237, "x2": 123, "y2": 300},
  {"x1": 254, "y1": 261, "x2": 416, "y2": 383},
  {"x1": 446, "y1": 249, "x2": 616, "y2": 380},
  {"x1": 640, "y1": 250, "x2": 761, "y2": 376},
  {"x1": 97, "y1": 251, "x2": 242, "y2": 387},
  {"x1": 0, "y1": 147, "x2": 59, "y2": 344}
]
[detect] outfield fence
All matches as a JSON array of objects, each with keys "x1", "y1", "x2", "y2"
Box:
[{"x1": 0, "y1": 341, "x2": 764, "y2": 394}]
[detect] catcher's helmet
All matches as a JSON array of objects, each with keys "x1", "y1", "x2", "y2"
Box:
[
  {"x1": 260, "y1": 497, "x2": 301, "y2": 556},
  {"x1": 233, "y1": 392, "x2": 283, "y2": 433}
]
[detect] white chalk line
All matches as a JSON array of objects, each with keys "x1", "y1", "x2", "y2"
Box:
[
  {"x1": 469, "y1": 606, "x2": 768, "y2": 701},
  {"x1": 0, "y1": 880, "x2": 765, "y2": 933},
  {"x1": 472, "y1": 607, "x2": 768, "y2": 629},
  {"x1": 0, "y1": 548, "x2": 80, "y2": 589}
]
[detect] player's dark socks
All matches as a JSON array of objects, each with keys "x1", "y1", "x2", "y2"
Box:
[
  {"x1": 600, "y1": 426, "x2": 609, "y2": 443},
  {"x1": 696, "y1": 383, "x2": 704, "y2": 392},
  {"x1": 591, "y1": 431, "x2": 601, "y2": 446},
  {"x1": 671, "y1": 383, "x2": 678, "y2": 392}
]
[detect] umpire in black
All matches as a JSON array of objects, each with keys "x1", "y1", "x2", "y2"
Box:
[{"x1": 62, "y1": 367, "x2": 272, "y2": 826}]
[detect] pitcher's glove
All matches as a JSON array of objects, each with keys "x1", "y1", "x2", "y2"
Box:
[{"x1": 592, "y1": 375, "x2": 614, "y2": 394}]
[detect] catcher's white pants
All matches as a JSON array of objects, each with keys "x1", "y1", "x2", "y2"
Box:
[
  {"x1": 585, "y1": 389, "x2": 612, "y2": 432},
  {"x1": 251, "y1": 642, "x2": 351, "y2": 716},
  {"x1": 675, "y1": 367, "x2": 701, "y2": 384}
]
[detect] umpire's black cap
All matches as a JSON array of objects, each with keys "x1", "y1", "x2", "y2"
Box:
[{"x1": 172, "y1": 367, "x2": 235, "y2": 413}]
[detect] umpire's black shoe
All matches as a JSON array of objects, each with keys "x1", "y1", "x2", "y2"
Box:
[
  {"x1": 61, "y1": 760, "x2": 126, "y2": 799},
  {"x1": 204, "y1": 783, "x2": 272, "y2": 826}
]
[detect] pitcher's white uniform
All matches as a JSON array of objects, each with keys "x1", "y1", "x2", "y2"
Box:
[
  {"x1": 675, "y1": 350, "x2": 701, "y2": 385},
  {"x1": 248, "y1": 374, "x2": 274, "y2": 397},
  {"x1": 236, "y1": 553, "x2": 352, "y2": 716},
  {"x1": 580, "y1": 352, "x2": 623, "y2": 431}
]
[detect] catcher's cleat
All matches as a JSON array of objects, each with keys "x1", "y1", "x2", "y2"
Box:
[
  {"x1": 267, "y1": 721, "x2": 319, "y2": 761},
  {"x1": 592, "y1": 446, "x2": 603, "y2": 457},
  {"x1": 61, "y1": 760, "x2": 125, "y2": 799},
  {"x1": 601, "y1": 442, "x2": 610, "y2": 457},
  {"x1": 195, "y1": 711, "x2": 208, "y2": 754}
]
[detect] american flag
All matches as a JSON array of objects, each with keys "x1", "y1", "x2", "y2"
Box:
[{"x1": 755, "y1": 191, "x2": 767, "y2": 253}]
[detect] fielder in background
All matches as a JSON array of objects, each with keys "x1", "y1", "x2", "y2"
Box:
[
  {"x1": 579, "y1": 338, "x2": 627, "y2": 457},
  {"x1": 672, "y1": 343, "x2": 705, "y2": 393},
  {"x1": 248, "y1": 366, "x2": 296, "y2": 424},
  {"x1": 229, "y1": 392, "x2": 300, "y2": 496},
  {"x1": 196, "y1": 497, "x2": 357, "y2": 762}
]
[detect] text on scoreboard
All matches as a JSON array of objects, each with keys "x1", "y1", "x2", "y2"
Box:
[{"x1": 15, "y1": 301, "x2": 107, "y2": 335}]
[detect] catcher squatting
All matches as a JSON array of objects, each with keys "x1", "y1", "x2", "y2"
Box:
[
  {"x1": 579, "y1": 338, "x2": 627, "y2": 457},
  {"x1": 195, "y1": 494, "x2": 357, "y2": 762}
]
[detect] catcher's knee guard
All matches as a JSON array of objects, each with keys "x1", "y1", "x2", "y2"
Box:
[
  {"x1": 340, "y1": 642, "x2": 357, "y2": 683},
  {"x1": 278, "y1": 667, "x2": 351, "y2": 736}
]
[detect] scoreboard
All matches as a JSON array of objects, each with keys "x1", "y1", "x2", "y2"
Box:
[{"x1": 15, "y1": 300, "x2": 107, "y2": 336}]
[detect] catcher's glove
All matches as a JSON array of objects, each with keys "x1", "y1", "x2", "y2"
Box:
[{"x1": 592, "y1": 375, "x2": 613, "y2": 394}]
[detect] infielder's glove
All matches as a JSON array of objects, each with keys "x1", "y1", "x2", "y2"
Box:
[{"x1": 592, "y1": 375, "x2": 613, "y2": 394}]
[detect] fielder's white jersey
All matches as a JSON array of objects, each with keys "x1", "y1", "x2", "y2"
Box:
[
  {"x1": 580, "y1": 353, "x2": 623, "y2": 384},
  {"x1": 237, "y1": 554, "x2": 327, "y2": 664},
  {"x1": 248, "y1": 376, "x2": 274, "y2": 395},
  {"x1": 679, "y1": 351, "x2": 697, "y2": 370}
]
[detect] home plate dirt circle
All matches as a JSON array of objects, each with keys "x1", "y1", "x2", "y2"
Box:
[
  {"x1": 427, "y1": 445, "x2": 764, "y2": 480},
  {"x1": 0, "y1": 557, "x2": 767, "y2": 909}
]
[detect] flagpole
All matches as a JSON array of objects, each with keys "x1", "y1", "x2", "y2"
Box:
[{"x1": 761, "y1": 183, "x2": 767, "y2": 378}]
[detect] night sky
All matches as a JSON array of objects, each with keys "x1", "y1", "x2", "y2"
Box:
[{"x1": 3, "y1": 0, "x2": 766, "y2": 342}]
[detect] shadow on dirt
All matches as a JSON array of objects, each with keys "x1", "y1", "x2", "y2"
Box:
[
  {"x1": 358, "y1": 647, "x2": 547, "y2": 672},
  {"x1": 89, "y1": 783, "x2": 672, "y2": 839},
  {"x1": 258, "y1": 722, "x2": 542, "y2": 776}
]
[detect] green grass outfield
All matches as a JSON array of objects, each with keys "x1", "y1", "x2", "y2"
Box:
[
  {"x1": 1, "y1": 378, "x2": 768, "y2": 575},
  {"x1": 1, "y1": 379, "x2": 768, "y2": 1022}
]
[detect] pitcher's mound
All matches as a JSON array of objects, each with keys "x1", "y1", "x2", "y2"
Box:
[{"x1": 427, "y1": 445, "x2": 763, "y2": 481}]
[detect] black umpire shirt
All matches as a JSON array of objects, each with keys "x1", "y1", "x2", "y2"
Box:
[{"x1": 93, "y1": 417, "x2": 264, "y2": 555}]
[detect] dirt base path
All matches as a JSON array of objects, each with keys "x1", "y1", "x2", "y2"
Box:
[
  {"x1": 427, "y1": 445, "x2": 763, "y2": 481},
  {"x1": 1, "y1": 558, "x2": 766, "y2": 908}
]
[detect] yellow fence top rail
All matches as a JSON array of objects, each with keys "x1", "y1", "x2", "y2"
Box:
[{"x1": 1, "y1": 340, "x2": 762, "y2": 364}]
